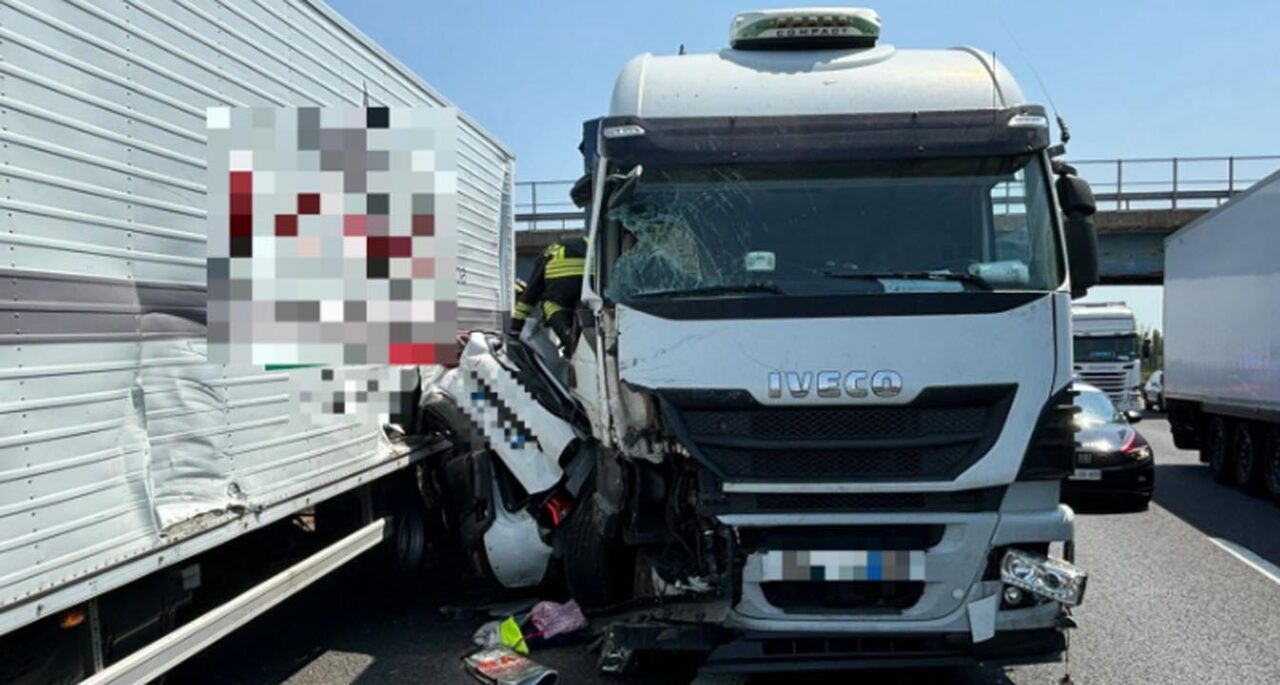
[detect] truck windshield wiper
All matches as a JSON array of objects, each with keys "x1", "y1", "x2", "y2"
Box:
[
  {"x1": 822, "y1": 270, "x2": 992, "y2": 291},
  {"x1": 630, "y1": 282, "x2": 784, "y2": 299}
]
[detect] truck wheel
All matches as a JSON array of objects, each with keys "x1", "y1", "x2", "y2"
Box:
[
  {"x1": 563, "y1": 492, "x2": 635, "y2": 610},
  {"x1": 1205, "y1": 416, "x2": 1235, "y2": 485},
  {"x1": 1232, "y1": 423, "x2": 1262, "y2": 492},
  {"x1": 1263, "y1": 428, "x2": 1280, "y2": 505}
]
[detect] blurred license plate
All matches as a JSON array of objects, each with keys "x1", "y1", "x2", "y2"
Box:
[
  {"x1": 761, "y1": 550, "x2": 925, "y2": 582},
  {"x1": 1070, "y1": 468, "x2": 1103, "y2": 481}
]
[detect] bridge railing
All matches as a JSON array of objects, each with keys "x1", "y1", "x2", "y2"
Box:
[
  {"x1": 1071, "y1": 155, "x2": 1280, "y2": 211},
  {"x1": 515, "y1": 156, "x2": 1280, "y2": 229},
  {"x1": 515, "y1": 180, "x2": 583, "y2": 231}
]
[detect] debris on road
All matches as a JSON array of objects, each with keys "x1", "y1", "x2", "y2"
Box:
[
  {"x1": 463, "y1": 646, "x2": 559, "y2": 685},
  {"x1": 527, "y1": 600, "x2": 588, "y2": 643},
  {"x1": 472, "y1": 599, "x2": 589, "y2": 657},
  {"x1": 471, "y1": 616, "x2": 530, "y2": 655}
]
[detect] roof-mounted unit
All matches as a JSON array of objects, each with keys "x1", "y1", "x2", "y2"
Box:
[{"x1": 730, "y1": 7, "x2": 881, "y2": 51}]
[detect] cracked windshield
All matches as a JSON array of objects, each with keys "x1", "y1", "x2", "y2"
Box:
[{"x1": 605, "y1": 155, "x2": 1061, "y2": 300}]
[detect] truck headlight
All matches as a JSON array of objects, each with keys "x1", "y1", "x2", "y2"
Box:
[{"x1": 1000, "y1": 549, "x2": 1087, "y2": 607}]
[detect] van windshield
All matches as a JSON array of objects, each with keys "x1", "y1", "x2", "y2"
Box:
[{"x1": 602, "y1": 155, "x2": 1062, "y2": 301}]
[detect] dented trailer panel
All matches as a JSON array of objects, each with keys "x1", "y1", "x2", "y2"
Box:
[{"x1": 0, "y1": 0, "x2": 514, "y2": 635}]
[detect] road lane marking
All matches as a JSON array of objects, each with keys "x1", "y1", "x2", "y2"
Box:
[{"x1": 1208, "y1": 537, "x2": 1280, "y2": 587}]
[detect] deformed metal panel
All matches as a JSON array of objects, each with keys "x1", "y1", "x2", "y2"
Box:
[{"x1": 0, "y1": 0, "x2": 515, "y2": 634}]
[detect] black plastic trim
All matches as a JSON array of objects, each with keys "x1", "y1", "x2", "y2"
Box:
[
  {"x1": 700, "y1": 628, "x2": 1064, "y2": 673},
  {"x1": 712, "y1": 487, "x2": 1008, "y2": 515},
  {"x1": 738, "y1": 525, "x2": 947, "y2": 552},
  {"x1": 1017, "y1": 384, "x2": 1079, "y2": 481},
  {"x1": 623, "y1": 291, "x2": 1045, "y2": 321},
  {"x1": 660, "y1": 384, "x2": 1016, "y2": 484},
  {"x1": 601, "y1": 106, "x2": 1050, "y2": 166},
  {"x1": 688, "y1": 432, "x2": 983, "y2": 451}
]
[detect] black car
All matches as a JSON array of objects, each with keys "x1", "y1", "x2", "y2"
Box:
[{"x1": 1062, "y1": 383, "x2": 1155, "y2": 509}]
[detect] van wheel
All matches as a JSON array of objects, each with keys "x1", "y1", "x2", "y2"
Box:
[
  {"x1": 387, "y1": 503, "x2": 428, "y2": 575},
  {"x1": 1205, "y1": 416, "x2": 1235, "y2": 485},
  {"x1": 563, "y1": 491, "x2": 635, "y2": 610},
  {"x1": 1263, "y1": 428, "x2": 1280, "y2": 505},
  {"x1": 374, "y1": 480, "x2": 431, "y2": 588},
  {"x1": 1233, "y1": 423, "x2": 1262, "y2": 492}
]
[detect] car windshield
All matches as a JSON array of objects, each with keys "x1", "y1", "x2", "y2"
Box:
[
  {"x1": 1074, "y1": 335, "x2": 1139, "y2": 362},
  {"x1": 602, "y1": 155, "x2": 1062, "y2": 301},
  {"x1": 1075, "y1": 390, "x2": 1123, "y2": 425}
]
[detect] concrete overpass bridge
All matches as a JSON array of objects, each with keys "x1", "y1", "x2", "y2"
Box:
[{"x1": 514, "y1": 155, "x2": 1279, "y2": 285}]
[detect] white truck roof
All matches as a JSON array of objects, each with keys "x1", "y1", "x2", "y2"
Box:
[
  {"x1": 609, "y1": 45, "x2": 1026, "y2": 118},
  {"x1": 1072, "y1": 302, "x2": 1138, "y2": 336}
]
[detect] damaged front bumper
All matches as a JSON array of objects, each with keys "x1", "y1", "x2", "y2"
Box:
[{"x1": 600, "y1": 487, "x2": 1083, "y2": 674}]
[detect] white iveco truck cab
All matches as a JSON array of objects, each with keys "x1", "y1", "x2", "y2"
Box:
[
  {"x1": 1072, "y1": 302, "x2": 1147, "y2": 415},
  {"x1": 560, "y1": 7, "x2": 1102, "y2": 671}
]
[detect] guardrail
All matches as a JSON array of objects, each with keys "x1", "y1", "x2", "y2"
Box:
[
  {"x1": 515, "y1": 155, "x2": 1280, "y2": 230},
  {"x1": 515, "y1": 179, "x2": 581, "y2": 231},
  {"x1": 1071, "y1": 155, "x2": 1280, "y2": 211}
]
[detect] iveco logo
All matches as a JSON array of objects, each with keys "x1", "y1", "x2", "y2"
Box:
[{"x1": 767, "y1": 370, "x2": 903, "y2": 399}]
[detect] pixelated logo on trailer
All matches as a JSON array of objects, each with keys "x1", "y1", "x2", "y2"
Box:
[{"x1": 206, "y1": 106, "x2": 458, "y2": 366}]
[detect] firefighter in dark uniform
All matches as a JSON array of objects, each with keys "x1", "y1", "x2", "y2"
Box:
[{"x1": 510, "y1": 236, "x2": 587, "y2": 353}]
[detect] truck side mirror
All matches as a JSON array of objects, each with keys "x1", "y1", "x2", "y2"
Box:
[
  {"x1": 570, "y1": 173, "x2": 592, "y2": 209},
  {"x1": 1056, "y1": 174, "x2": 1099, "y2": 299},
  {"x1": 1142, "y1": 338, "x2": 1153, "y2": 359}
]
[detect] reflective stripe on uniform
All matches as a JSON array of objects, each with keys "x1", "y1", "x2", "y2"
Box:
[
  {"x1": 542, "y1": 300, "x2": 565, "y2": 318},
  {"x1": 544, "y1": 258, "x2": 585, "y2": 279},
  {"x1": 513, "y1": 301, "x2": 534, "y2": 319}
]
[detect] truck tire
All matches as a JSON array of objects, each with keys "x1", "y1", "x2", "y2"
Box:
[
  {"x1": 1263, "y1": 427, "x2": 1280, "y2": 505},
  {"x1": 1232, "y1": 422, "x2": 1263, "y2": 492},
  {"x1": 1205, "y1": 416, "x2": 1235, "y2": 485},
  {"x1": 563, "y1": 492, "x2": 635, "y2": 610}
]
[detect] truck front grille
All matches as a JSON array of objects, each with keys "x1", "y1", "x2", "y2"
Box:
[
  {"x1": 761, "y1": 581, "x2": 925, "y2": 613},
  {"x1": 719, "y1": 487, "x2": 1006, "y2": 514},
  {"x1": 1076, "y1": 370, "x2": 1129, "y2": 401},
  {"x1": 661, "y1": 385, "x2": 1015, "y2": 484}
]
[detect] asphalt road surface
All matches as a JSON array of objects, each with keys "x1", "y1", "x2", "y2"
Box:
[{"x1": 172, "y1": 417, "x2": 1280, "y2": 684}]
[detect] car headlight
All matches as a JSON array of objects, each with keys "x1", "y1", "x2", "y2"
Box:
[
  {"x1": 1000, "y1": 549, "x2": 1087, "y2": 606},
  {"x1": 1127, "y1": 445, "x2": 1153, "y2": 461}
]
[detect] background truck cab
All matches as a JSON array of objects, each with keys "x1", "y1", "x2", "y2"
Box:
[{"x1": 1072, "y1": 301, "x2": 1149, "y2": 415}]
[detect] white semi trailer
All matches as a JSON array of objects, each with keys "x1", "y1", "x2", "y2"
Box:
[
  {"x1": 1072, "y1": 302, "x2": 1147, "y2": 415},
  {"x1": 1164, "y1": 169, "x2": 1280, "y2": 501},
  {"x1": 419, "y1": 7, "x2": 1103, "y2": 674},
  {"x1": 0, "y1": 1, "x2": 515, "y2": 683}
]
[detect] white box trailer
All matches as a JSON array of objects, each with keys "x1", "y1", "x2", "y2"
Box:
[
  {"x1": 0, "y1": 0, "x2": 514, "y2": 681},
  {"x1": 1164, "y1": 169, "x2": 1280, "y2": 500}
]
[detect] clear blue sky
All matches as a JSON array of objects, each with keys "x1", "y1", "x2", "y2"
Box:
[{"x1": 327, "y1": 0, "x2": 1279, "y2": 331}]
